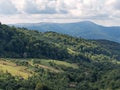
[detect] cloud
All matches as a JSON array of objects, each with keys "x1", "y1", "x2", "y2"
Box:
[
  {"x1": 106, "y1": 0, "x2": 120, "y2": 10},
  {"x1": 22, "y1": 0, "x2": 68, "y2": 14},
  {"x1": 0, "y1": 0, "x2": 18, "y2": 14},
  {"x1": 23, "y1": 0, "x2": 41, "y2": 14},
  {"x1": 0, "y1": 0, "x2": 120, "y2": 26}
]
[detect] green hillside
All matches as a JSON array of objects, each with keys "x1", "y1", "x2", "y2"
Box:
[
  {"x1": 0, "y1": 58, "x2": 120, "y2": 90},
  {"x1": 1, "y1": 24, "x2": 120, "y2": 62},
  {"x1": 0, "y1": 24, "x2": 120, "y2": 90}
]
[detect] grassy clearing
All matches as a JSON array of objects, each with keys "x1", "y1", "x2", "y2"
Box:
[
  {"x1": 6, "y1": 58, "x2": 78, "y2": 69},
  {"x1": 37, "y1": 64, "x2": 60, "y2": 73},
  {"x1": 2, "y1": 58, "x2": 62, "y2": 73},
  {"x1": 112, "y1": 60, "x2": 120, "y2": 64},
  {"x1": 0, "y1": 58, "x2": 79, "y2": 78},
  {"x1": 0, "y1": 59, "x2": 32, "y2": 79},
  {"x1": 67, "y1": 48, "x2": 79, "y2": 55},
  {"x1": 29, "y1": 60, "x2": 60, "y2": 73},
  {"x1": 40, "y1": 59, "x2": 79, "y2": 69}
]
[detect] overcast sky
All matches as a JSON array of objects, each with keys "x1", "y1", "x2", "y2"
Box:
[{"x1": 0, "y1": 0, "x2": 120, "y2": 26}]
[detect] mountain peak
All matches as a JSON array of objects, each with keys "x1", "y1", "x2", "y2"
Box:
[{"x1": 78, "y1": 21, "x2": 98, "y2": 25}]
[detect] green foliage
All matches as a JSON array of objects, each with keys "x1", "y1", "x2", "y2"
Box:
[
  {"x1": 0, "y1": 59, "x2": 120, "y2": 90},
  {"x1": 0, "y1": 24, "x2": 120, "y2": 90},
  {"x1": 1, "y1": 24, "x2": 120, "y2": 62},
  {"x1": 35, "y1": 83, "x2": 49, "y2": 90},
  {"x1": 35, "y1": 83, "x2": 44, "y2": 90}
]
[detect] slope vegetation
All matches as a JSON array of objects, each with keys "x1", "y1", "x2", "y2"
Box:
[
  {"x1": 1, "y1": 24, "x2": 120, "y2": 62},
  {"x1": 0, "y1": 24, "x2": 120, "y2": 90}
]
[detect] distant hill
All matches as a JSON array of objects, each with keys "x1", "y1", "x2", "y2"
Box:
[{"x1": 10, "y1": 21, "x2": 120, "y2": 43}]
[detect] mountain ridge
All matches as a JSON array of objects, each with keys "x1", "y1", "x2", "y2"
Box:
[{"x1": 10, "y1": 21, "x2": 120, "y2": 43}]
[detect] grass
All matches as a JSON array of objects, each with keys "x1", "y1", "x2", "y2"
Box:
[
  {"x1": 40, "y1": 59, "x2": 79, "y2": 69},
  {"x1": 0, "y1": 58, "x2": 79, "y2": 78},
  {"x1": 0, "y1": 59, "x2": 32, "y2": 79},
  {"x1": 112, "y1": 60, "x2": 120, "y2": 64},
  {"x1": 67, "y1": 48, "x2": 79, "y2": 55},
  {"x1": 29, "y1": 59, "x2": 61, "y2": 73},
  {"x1": 29, "y1": 59, "x2": 79, "y2": 72},
  {"x1": 37, "y1": 64, "x2": 60, "y2": 73}
]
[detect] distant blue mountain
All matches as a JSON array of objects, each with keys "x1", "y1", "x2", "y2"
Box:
[{"x1": 10, "y1": 21, "x2": 120, "y2": 43}]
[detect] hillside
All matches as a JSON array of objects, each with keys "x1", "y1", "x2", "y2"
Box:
[
  {"x1": 1, "y1": 23, "x2": 120, "y2": 61},
  {"x1": 0, "y1": 58, "x2": 120, "y2": 90},
  {"x1": 11, "y1": 21, "x2": 120, "y2": 43},
  {"x1": 0, "y1": 24, "x2": 120, "y2": 90}
]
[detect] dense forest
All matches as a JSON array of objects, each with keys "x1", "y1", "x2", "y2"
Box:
[{"x1": 0, "y1": 23, "x2": 120, "y2": 90}]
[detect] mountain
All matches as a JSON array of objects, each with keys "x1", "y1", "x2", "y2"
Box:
[
  {"x1": 10, "y1": 21, "x2": 120, "y2": 43},
  {"x1": 0, "y1": 23, "x2": 120, "y2": 90}
]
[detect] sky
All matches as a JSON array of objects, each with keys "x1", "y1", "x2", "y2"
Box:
[{"x1": 0, "y1": 0, "x2": 120, "y2": 26}]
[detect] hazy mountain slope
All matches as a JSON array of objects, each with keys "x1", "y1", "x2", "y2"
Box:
[{"x1": 11, "y1": 21, "x2": 120, "y2": 43}]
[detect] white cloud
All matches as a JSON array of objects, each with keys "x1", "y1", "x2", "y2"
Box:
[
  {"x1": 20, "y1": 0, "x2": 68, "y2": 14},
  {"x1": 0, "y1": 0, "x2": 18, "y2": 14},
  {"x1": 106, "y1": 0, "x2": 120, "y2": 10},
  {"x1": 0, "y1": 0, "x2": 120, "y2": 26}
]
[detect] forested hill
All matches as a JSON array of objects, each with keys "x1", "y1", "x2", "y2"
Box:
[
  {"x1": 0, "y1": 23, "x2": 120, "y2": 62},
  {"x1": 0, "y1": 23, "x2": 120, "y2": 90}
]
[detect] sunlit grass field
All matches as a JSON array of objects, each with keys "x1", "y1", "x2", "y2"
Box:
[
  {"x1": 0, "y1": 59, "x2": 32, "y2": 79},
  {"x1": 0, "y1": 58, "x2": 79, "y2": 79}
]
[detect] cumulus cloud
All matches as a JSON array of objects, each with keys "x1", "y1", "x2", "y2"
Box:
[
  {"x1": 106, "y1": 0, "x2": 120, "y2": 10},
  {"x1": 21, "y1": 0, "x2": 68, "y2": 14},
  {"x1": 0, "y1": 0, "x2": 120, "y2": 26},
  {"x1": 0, "y1": 0, "x2": 18, "y2": 14}
]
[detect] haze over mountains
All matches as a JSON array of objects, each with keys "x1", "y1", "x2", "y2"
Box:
[{"x1": 11, "y1": 21, "x2": 120, "y2": 43}]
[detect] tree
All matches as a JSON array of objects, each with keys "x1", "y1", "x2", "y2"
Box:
[
  {"x1": 35, "y1": 83, "x2": 50, "y2": 90},
  {"x1": 35, "y1": 83, "x2": 44, "y2": 90}
]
